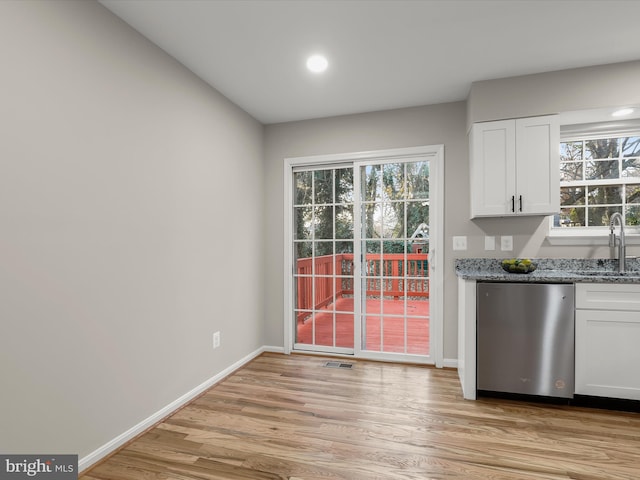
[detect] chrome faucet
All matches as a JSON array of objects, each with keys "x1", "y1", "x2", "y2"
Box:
[{"x1": 609, "y1": 212, "x2": 626, "y2": 273}]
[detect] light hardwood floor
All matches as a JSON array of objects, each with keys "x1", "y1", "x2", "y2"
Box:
[{"x1": 81, "y1": 353, "x2": 640, "y2": 480}]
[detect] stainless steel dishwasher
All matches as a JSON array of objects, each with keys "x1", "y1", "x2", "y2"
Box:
[{"x1": 477, "y1": 282, "x2": 575, "y2": 398}]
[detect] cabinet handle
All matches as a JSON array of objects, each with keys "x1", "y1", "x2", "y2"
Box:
[
  {"x1": 511, "y1": 196, "x2": 515, "y2": 213},
  {"x1": 519, "y1": 195, "x2": 523, "y2": 212}
]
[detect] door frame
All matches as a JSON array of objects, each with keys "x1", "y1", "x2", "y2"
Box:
[{"x1": 283, "y1": 145, "x2": 445, "y2": 367}]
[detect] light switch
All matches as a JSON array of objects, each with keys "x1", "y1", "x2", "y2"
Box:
[
  {"x1": 501, "y1": 235, "x2": 513, "y2": 251},
  {"x1": 452, "y1": 236, "x2": 467, "y2": 251},
  {"x1": 484, "y1": 236, "x2": 496, "y2": 251}
]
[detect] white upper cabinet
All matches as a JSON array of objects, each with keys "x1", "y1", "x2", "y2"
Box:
[{"x1": 470, "y1": 115, "x2": 560, "y2": 218}]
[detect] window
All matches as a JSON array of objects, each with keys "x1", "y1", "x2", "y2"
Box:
[{"x1": 554, "y1": 135, "x2": 640, "y2": 229}]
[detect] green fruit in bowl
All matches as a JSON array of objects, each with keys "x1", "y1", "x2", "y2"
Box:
[{"x1": 501, "y1": 258, "x2": 536, "y2": 273}]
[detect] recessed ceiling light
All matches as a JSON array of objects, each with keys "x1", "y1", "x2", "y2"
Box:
[
  {"x1": 612, "y1": 108, "x2": 635, "y2": 117},
  {"x1": 306, "y1": 54, "x2": 328, "y2": 73}
]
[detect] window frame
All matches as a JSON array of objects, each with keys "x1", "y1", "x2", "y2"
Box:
[{"x1": 548, "y1": 130, "x2": 640, "y2": 245}]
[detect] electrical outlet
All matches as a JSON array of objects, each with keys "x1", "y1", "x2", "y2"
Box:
[
  {"x1": 452, "y1": 236, "x2": 467, "y2": 251},
  {"x1": 213, "y1": 331, "x2": 221, "y2": 349},
  {"x1": 501, "y1": 235, "x2": 513, "y2": 251}
]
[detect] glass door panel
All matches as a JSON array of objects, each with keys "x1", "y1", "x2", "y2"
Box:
[
  {"x1": 359, "y1": 160, "x2": 430, "y2": 356},
  {"x1": 294, "y1": 167, "x2": 355, "y2": 353}
]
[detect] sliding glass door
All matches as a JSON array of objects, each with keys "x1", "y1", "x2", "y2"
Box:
[{"x1": 286, "y1": 146, "x2": 443, "y2": 364}]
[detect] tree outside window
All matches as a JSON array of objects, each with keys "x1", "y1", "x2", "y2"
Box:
[{"x1": 556, "y1": 135, "x2": 640, "y2": 228}]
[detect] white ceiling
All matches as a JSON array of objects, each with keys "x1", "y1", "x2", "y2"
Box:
[{"x1": 99, "y1": 0, "x2": 640, "y2": 125}]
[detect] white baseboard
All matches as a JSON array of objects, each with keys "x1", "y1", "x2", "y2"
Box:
[
  {"x1": 261, "y1": 345, "x2": 285, "y2": 354},
  {"x1": 79, "y1": 346, "x2": 272, "y2": 473},
  {"x1": 443, "y1": 358, "x2": 458, "y2": 369}
]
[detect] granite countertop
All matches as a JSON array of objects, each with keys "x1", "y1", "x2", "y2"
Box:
[{"x1": 455, "y1": 258, "x2": 640, "y2": 283}]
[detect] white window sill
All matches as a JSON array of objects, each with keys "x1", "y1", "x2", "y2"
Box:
[{"x1": 547, "y1": 230, "x2": 640, "y2": 246}]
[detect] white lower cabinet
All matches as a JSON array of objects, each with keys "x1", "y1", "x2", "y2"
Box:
[{"x1": 575, "y1": 283, "x2": 640, "y2": 400}]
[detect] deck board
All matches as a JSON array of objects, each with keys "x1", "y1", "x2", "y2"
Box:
[{"x1": 296, "y1": 296, "x2": 429, "y2": 353}]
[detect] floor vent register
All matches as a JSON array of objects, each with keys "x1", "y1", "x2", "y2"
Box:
[{"x1": 324, "y1": 361, "x2": 354, "y2": 369}]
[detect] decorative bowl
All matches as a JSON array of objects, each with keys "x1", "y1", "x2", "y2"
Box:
[{"x1": 501, "y1": 258, "x2": 537, "y2": 274}]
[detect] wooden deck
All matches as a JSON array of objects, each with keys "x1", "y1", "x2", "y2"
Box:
[
  {"x1": 296, "y1": 296, "x2": 429, "y2": 354},
  {"x1": 295, "y1": 253, "x2": 429, "y2": 354},
  {"x1": 81, "y1": 353, "x2": 640, "y2": 480},
  {"x1": 295, "y1": 253, "x2": 429, "y2": 324}
]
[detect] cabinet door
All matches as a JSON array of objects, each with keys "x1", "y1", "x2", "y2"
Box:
[
  {"x1": 515, "y1": 115, "x2": 560, "y2": 215},
  {"x1": 575, "y1": 309, "x2": 640, "y2": 400},
  {"x1": 470, "y1": 119, "x2": 516, "y2": 217}
]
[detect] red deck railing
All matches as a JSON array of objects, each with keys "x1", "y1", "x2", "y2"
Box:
[{"x1": 296, "y1": 253, "x2": 429, "y2": 322}]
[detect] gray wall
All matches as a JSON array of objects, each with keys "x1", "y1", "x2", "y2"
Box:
[
  {"x1": 264, "y1": 102, "x2": 468, "y2": 360},
  {"x1": 467, "y1": 60, "x2": 640, "y2": 128},
  {"x1": 0, "y1": 1, "x2": 264, "y2": 457}
]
